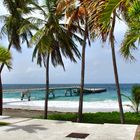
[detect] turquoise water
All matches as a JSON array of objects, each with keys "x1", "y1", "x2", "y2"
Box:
[{"x1": 3, "y1": 84, "x2": 136, "y2": 101}]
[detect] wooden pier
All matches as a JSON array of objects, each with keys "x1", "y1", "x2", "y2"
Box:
[{"x1": 4, "y1": 86, "x2": 107, "y2": 98}]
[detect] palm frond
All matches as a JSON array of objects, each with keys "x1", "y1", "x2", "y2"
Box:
[
  {"x1": 120, "y1": 32, "x2": 139, "y2": 60},
  {"x1": 118, "y1": 0, "x2": 140, "y2": 61},
  {"x1": 124, "y1": 104, "x2": 135, "y2": 111},
  {"x1": 30, "y1": 27, "x2": 45, "y2": 46},
  {"x1": 0, "y1": 46, "x2": 12, "y2": 70}
]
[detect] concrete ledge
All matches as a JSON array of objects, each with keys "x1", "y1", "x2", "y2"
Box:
[{"x1": 0, "y1": 116, "x2": 11, "y2": 119}]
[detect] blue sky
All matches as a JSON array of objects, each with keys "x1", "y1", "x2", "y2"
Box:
[{"x1": 0, "y1": 1, "x2": 140, "y2": 84}]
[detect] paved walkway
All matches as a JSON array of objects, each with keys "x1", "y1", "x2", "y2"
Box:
[{"x1": 0, "y1": 116, "x2": 138, "y2": 140}]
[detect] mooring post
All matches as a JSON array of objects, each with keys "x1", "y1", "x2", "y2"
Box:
[
  {"x1": 49, "y1": 89, "x2": 55, "y2": 98},
  {"x1": 65, "y1": 89, "x2": 68, "y2": 96},
  {"x1": 52, "y1": 89, "x2": 55, "y2": 98},
  {"x1": 70, "y1": 89, "x2": 72, "y2": 96}
]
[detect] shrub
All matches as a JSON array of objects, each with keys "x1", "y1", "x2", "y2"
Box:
[
  {"x1": 122, "y1": 85, "x2": 140, "y2": 114},
  {"x1": 47, "y1": 112, "x2": 140, "y2": 124},
  {"x1": 0, "y1": 122, "x2": 9, "y2": 126}
]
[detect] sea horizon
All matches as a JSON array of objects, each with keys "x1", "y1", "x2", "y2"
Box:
[{"x1": 3, "y1": 83, "x2": 140, "y2": 85}]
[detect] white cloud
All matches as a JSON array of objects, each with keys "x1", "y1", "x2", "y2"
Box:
[{"x1": 0, "y1": 1, "x2": 8, "y2": 15}]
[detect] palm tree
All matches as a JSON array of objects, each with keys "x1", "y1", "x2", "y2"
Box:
[
  {"x1": 57, "y1": 0, "x2": 91, "y2": 122},
  {"x1": 96, "y1": 0, "x2": 140, "y2": 122},
  {"x1": 0, "y1": 0, "x2": 38, "y2": 115},
  {"x1": 84, "y1": 0, "x2": 127, "y2": 123},
  {"x1": 31, "y1": 0, "x2": 81, "y2": 119},
  {"x1": 122, "y1": 85, "x2": 140, "y2": 114},
  {"x1": 0, "y1": 46, "x2": 12, "y2": 115}
]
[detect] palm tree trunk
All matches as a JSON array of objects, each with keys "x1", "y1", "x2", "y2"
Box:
[
  {"x1": 78, "y1": 23, "x2": 87, "y2": 123},
  {"x1": 0, "y1": 74, "x2": 3, "y2": 115},
  {"x1": 0, "y1": 41, "x2": 12, "y2": 115},
  {"x1": 44, "y1": 54, "x2": 50, "y2": 119},
  {"x1": 110, "y1": 11, "x2": 125, "y2": 124},
  {"x1": 136, "y1": 105, "x2": 138, "y2": 114}
]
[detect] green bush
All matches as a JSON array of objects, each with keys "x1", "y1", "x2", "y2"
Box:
[
  {"x1": 0, "y1": 122, "x2": 9, "y2": 126},
  {"x1": 82, "y1": 112, "x2": 120, "y2": 124},
  {"x1": 130, "y1": 85, "x2": 140, "y2": 113},
  {"x1": 122, "y1": 85, "x2": 140, "y2": 113},
  {"x1": 48, "y1": 113, "x2": 77, "y2": 122},
  {"x1": 46, "y1": 112, "x2": 140, "y2": 124}
]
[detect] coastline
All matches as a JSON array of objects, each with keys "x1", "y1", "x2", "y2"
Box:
[{"x1": 3, "y1": 98, "x2": 131, "y2": 113}]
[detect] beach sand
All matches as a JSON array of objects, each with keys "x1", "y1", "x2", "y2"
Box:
[
  {"x1": 3, "y1": 108, "x2": 61, "y2": 118},
  {"x1": 3, "y1": 98, "x2": 131, "y2": 114},
  {"x1": 3, "y1": 99, "x2": 139, "y2": 140}
]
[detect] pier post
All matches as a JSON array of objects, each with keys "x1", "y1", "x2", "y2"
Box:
[
  {"x1": 49, "y1": 89, "x2": 55, "y2": 98},
  {"x1": 65, "y1": 89, "x2": 73, "y2": 96},
  {"x1": 65, "y1": 90, "x2": 68, "y2": 96},
  {"x1": 70, "y1": 89, "x2": 72, "y2": 96}
]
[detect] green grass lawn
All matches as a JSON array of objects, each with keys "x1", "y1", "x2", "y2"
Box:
[{"x1": 38, "y1": 112, "x2": 140, "y2": 124}]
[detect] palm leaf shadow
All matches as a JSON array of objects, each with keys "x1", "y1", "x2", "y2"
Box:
[{"x1": 5, "y1": 124, "x2": 47, "y2": 133}]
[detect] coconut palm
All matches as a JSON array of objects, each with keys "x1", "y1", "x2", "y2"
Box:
[
  {"x1": 0, "y1": 0, "x2": 38, "y2": 115},
  {"x1": 1, "y1": 0, "x2": 38, "y2": 53},
  {"x1": 57, "y1": 0, "x2": 91, "y2": 122},
  {"x1": 31, "y1": 0, "x2": 81, "y2": 119},
  {"x1": 0, "y1": 46, "x2": 12, "y2": 115},
  {"x1": 84, "y1": 0, "x2": 129, "y2": 123}
]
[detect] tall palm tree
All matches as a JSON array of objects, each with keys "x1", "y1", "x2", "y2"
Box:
[
  {"x1": 0, "y1": 0, "x2": 38, "y2": 115},
  {"x1": 31, "y1": 0, "x2": 81, "y2": 119},
  {"x1": 0, "y1": 46, "x2": 12, "y2": 115},
  {"x1": 84, "y1": 0, "x2": 128, "y2": 123},
  {"x1": 57, "y1": 0, "x2": 91, "y2": 122}
]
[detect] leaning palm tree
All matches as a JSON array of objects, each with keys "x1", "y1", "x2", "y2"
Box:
[
  {"x1": 57, "y1": 0, "x2": 91, "y2": 122},
  {"x1": 84, "y1": 0, "x2": 130, "y2": 123},
  {"x1": 0, "y1": 46, "x2": 12, "y2": 115},
  {"x1": 31, "y1": 0, "x2": 81, "y2": 119},
  {"x1": 0, "y1": 0, "x2": 38, "y2": 115}
]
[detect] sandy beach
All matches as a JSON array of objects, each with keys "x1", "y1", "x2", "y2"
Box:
[{"x1": 3, "y1": 98, "x2": 131, "y2": 113}]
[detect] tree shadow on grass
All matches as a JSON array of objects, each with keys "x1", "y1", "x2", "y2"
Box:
[{"x1": 5, "y1": 124, "x2": 47, "y2": 133}]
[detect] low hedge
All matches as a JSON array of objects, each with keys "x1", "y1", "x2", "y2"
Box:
[
  {"x1": 0, "y1": 122, "x2": 9, "y2": 126},
  {"x1": 46, "y1": 112, "x2": 140, "y2": 124}
]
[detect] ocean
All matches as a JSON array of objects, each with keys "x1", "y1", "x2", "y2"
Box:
[{"x1": 3, "y1": 84, "x2": 136, "y2": 102}]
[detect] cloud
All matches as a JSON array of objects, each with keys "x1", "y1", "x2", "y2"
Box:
[{"x1": 0, "y1": 1, "x2": 8, "y2": 15}]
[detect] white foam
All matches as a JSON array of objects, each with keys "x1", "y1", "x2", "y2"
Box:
[{"x1": 3, "y1": 98, "x2": 132, "y2": 112}]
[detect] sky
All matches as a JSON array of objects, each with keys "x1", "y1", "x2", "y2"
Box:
[{"x1": 0, "y1": 1, "x2": 140, "y2": 84}]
